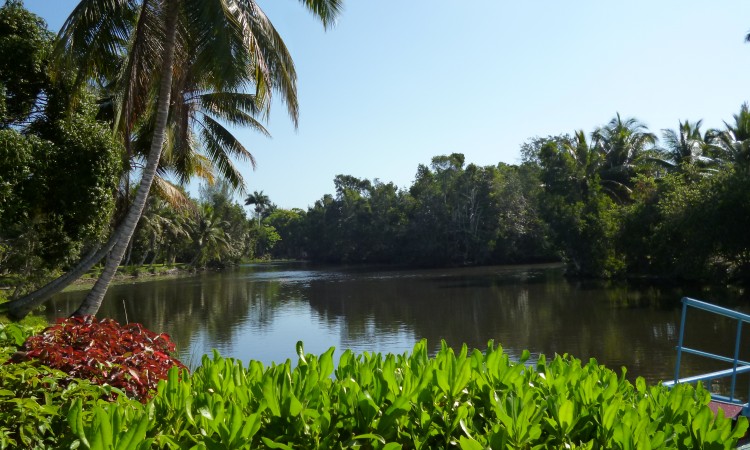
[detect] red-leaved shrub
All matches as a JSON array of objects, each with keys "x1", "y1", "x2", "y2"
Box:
[{"x1": 11, "y1": 316, "x2": 186, "y2": 401}]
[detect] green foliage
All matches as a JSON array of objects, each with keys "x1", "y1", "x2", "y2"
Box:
[
  {"x1": 265, "y1": 208, "x2": 307, "y2": 259},
  {"x1": 11, "y1": 317, "x2": 186, "y2": 402},
  {"x1": 0, "y1": 113, "x2": 122, "y2": 287},
  {"x1": 94, "y1": 342, "x2": 750, "y2": 448},
  {"x1": 1, "y1": 322, "x2": 135, "y2": 449},
  {"x1": 302, "y1": 157, "x2": 553, "y2": 266},
  {"x1": 0, "y1": 2, "x2": 122, "y2": 295},
  {"x1": 1, "y1": 331, "x2": 747, "y2": 448},
  {"x1": 0, "y1": 0, "x2": 54, "y2": 127}
]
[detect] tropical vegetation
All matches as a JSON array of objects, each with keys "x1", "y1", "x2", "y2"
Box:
[
  {"x1": 1, "y1": 321, "x2": 747, "y2": 449},
  {"x1": 4, "y1": 0, "x2": 750, "y2": 319},
  {"x1": 0, "y1": 0, "x2": 341, "y2": 319}
]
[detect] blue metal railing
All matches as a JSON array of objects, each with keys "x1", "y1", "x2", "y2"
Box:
[{"x1": 664, "y1": 297, "x2": 750, "y2": 414}]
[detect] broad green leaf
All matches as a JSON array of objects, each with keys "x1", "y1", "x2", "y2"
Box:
[
  {"x1": 296, "y1": 341, "x2": 307, "y2": 365},
  {"x1": 559, "y1": 399, "x2": 574, "y2": 432},
  {"x1": 459, "y1": 436, "x2": 484, "y2": 450},
  {"x1": 319, "y1": 347, "x2": 335, "y2": 380},
  {"x1": 263, "y1": 376, "x2": 281, "y2": 417},
  {"x1": 261, "y1": 437, "x2": 294, "y2": 449}
]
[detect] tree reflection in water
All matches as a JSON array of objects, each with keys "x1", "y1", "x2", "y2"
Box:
[{"x1": 46, "y1": 263, "x2": 750, "y2": 383}]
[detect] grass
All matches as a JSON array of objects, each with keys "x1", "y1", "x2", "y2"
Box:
[{"x1": 0, "y1": 290, "x2": 48, "y2": 327}]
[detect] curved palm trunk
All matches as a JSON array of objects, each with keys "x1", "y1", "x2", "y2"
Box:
[
  {"x1": 72, "y1": 0, "x2": 180, "y2": 317},
  {"x1": 1, "y1": 235, "x2": 118, "y2": 320}
]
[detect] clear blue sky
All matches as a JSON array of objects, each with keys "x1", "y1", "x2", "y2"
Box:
[{"x1": 23, "y1": 0, "x2": 750, "y2": 210}]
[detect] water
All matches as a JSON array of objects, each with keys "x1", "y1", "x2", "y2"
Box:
[{"x1": 46, "y1": 262, "x2": 750, "y2": 384}]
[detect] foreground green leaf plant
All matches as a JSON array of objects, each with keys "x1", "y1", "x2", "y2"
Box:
[{"x1": 1, "y1": 326, "x2": 747, "y2": 449}]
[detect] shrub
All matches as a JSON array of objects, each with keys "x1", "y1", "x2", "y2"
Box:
[
  {"x1": 140, "y1": 341, "x2": 747, "y2": 449},
  {"x1": 2, "y1": 332, "x2": 747, "y2": 448},
  {"x1": 10, "y1": 316, "x2": 185, "y2": 401},
  {"x1": 1, "y1": 322, "x2": 139, "y2": 449}
]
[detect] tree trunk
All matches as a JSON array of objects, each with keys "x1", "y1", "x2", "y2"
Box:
[
  {"x1": 2, "y1": 235, "x2": 118, "y2": 320},
  {"x1": 124, "y1": 237, "x2": 134, "y2": 266},
  {"x1": 72, "y1": 0, "x2": 180, "y2": 317}
]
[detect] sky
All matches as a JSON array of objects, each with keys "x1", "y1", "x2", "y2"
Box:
[{"x1": 23, "y1": 0, "x2": 750, "y2": 210}]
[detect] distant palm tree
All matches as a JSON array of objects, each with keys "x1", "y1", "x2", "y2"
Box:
[
  {"x1": 592, "y1": 113, "x2": 657, "y2": 201},
  {"x1": 654, "y1": 119, "x2": 719, "y2": 173},
  {"x1": 245, "y1": 190, "x2": 271, "y2": 225},
  {"x1": 715, "y1": 103, "x2": 750, "y2": 172},
  {"x1": 189, "y1": 204, "x2": 230, "y2": 267},
  {"x1": 564, "y1": 130, "x2": 602, "y2": 192}
]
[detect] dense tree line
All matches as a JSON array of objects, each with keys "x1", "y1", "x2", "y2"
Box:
[
  {"x1": 294, "y1": 157, "x2": 552, "y2": 266},
  {"x1": 32, "y1": 101, "x2": 743, "y2": 284},
  {"x1": 262, "y1": 106, "x2": 750, "y2": 284}
]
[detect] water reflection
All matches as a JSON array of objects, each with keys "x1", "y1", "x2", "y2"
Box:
[{"x1": 46, "y1": 263, "x2": 750, "y2": 383}]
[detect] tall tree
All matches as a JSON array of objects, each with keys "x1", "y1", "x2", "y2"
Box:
[
  {"x1": 0, "y1": 2, "x2": 121, "y2": 302},
  {"x1": 654, "y1": 119, "x2": 718, "y2": 173},
  {"x1": 715, "y1": 103, "x2": 750, "y2": 172},
  {"x1": 4, "y1": 0, "x2": 342, "y2": 319},
  {"x1": 245, "y1": 190, "x2": 271, "y2": 225},
  {"x1": 592, "y1": 113, "x2": 657, "y2": 201}
]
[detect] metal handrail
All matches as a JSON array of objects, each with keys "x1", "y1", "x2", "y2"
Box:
[{"x1": 673, "y1": 297, "x2": 750, "y2": 405}]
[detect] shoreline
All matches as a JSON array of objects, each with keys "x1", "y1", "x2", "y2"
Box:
[{"x1": 63, "y1": 266, "x2": 197, "y2": 292}]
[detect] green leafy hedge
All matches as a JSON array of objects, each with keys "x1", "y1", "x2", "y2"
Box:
[{"x1": 1, "y1": 322, "x2": 748, "y2": 449}]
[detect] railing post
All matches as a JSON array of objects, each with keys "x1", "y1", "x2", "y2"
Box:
[
  {"x1": 730, "y1": 318, "x2": 743, "y2": 402},
  {"x1": 674, "y1": 298, "x2": 689, "y2": 383}
]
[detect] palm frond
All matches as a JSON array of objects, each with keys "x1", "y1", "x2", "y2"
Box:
[
  {"x1": 234, "y1": 1, "x2": 299, "y2": 125},
  {"x1": 54, "y1": 0, "x2": 138, "y2": 89},
  {"x1": 114, "y1": 0, "x2": 164, "y2": 138},
  {"x1": 296, "y1": 0, "x2": 343, "y2": 30},
  {"x1": 199, "y1": 93, "x2": 270, "y2": 136},
  {"x1": 152, "y1": 176, "x2": 196, "y2": 212},
  {"x1": 199, "y1": 119, "x2": 248, "y2": 192}
]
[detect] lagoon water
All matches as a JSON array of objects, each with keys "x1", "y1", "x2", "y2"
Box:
[{"x1": 47, "y1": 262, "x2": 750, "y2": 384}]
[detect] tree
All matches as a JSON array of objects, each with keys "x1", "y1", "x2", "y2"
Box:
[
  {"x1": 265, "y1": 208, "x2": 306, "y2": 259},
  {"x1": 0, "y1": 0, "x2": 53, "y2": 128},
  {"x1": 654, "y1": 120, "x2": 718, "y2": 173},
  {"x1": 536, "y1": 137, "x2": 624, "y2": 277},
  {"x1": 189, "y1": 204, "x2": 231, "y2": 268},
  {"x1": 245, "y1": 190, "x2": 271, "y2": 225},
  {"x1": 0, "y1": 3, "x2": 121, "y2": 298},
  {"x1": 592, "y1": 113, "x2": 657, "y2": 202},
  {"x1": 715, "y1": 103, "x2": 750, "y2": 173},
  {"x1": 3, "y1": 0, "x2": 342, "y2": 319}
]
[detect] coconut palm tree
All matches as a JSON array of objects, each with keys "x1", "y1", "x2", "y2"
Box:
[
  {"x1": 188, "y1": 204, "x2": 231, "y2": 267},
  {"x1": 715, "y1": 103, "x2": 750, "y2": 172},
  {"x1": 3, "y1": 0, "x2": 342, "y2": 319},
  {"x1": 564, "y1": 130, "x2": 603, "y2": 195},
  {"x1": 75, "y1": 0, "x2": 341, "y2": 316},
  {"x1": 654, "y1": 119, "x2": 719, "y2": 174},
  {"x1": 592, "y1": 113, "x2": 657, "y2": 201}
]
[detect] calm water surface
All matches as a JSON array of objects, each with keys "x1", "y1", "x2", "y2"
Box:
[{"x1": 47, "y1": 263, "x2": 750, "y2": 384}]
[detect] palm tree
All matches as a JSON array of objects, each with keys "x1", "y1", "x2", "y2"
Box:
[
  {"x1": 564, "y1": 130, "x2": 603, "y2": 195},
  {"x1": 654, "y1": 120, "x2": 719, "y2": 174},
  {"x1": 715, "y1": 103, "x2": 750, "y2": 172},
  {"x1": 245, "y1": 190, "x2": 270, "y2": 225},
  {"x1": 592, "y1": 113, "x2": 657, "y2": 201},
  {"x1": 188, "y1": 204, "x2": 231, "y2": 267},
  {"x1": 3, "y1": 0, "x2": 342, "y2": 319}
]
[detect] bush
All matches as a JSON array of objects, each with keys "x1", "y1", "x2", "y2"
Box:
[
  {"x1": 1, "y1": 330, "x2": 747, "y2": 449},
  {"x1": 1, "y1": 322, "x2": 141, "y2": 449},
  {"x1": 138, "y1": 341, "x2": 745, "y2": 449},
  {"x1": 10, "y1": 316, "x2": 185, "y2": 402}
]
